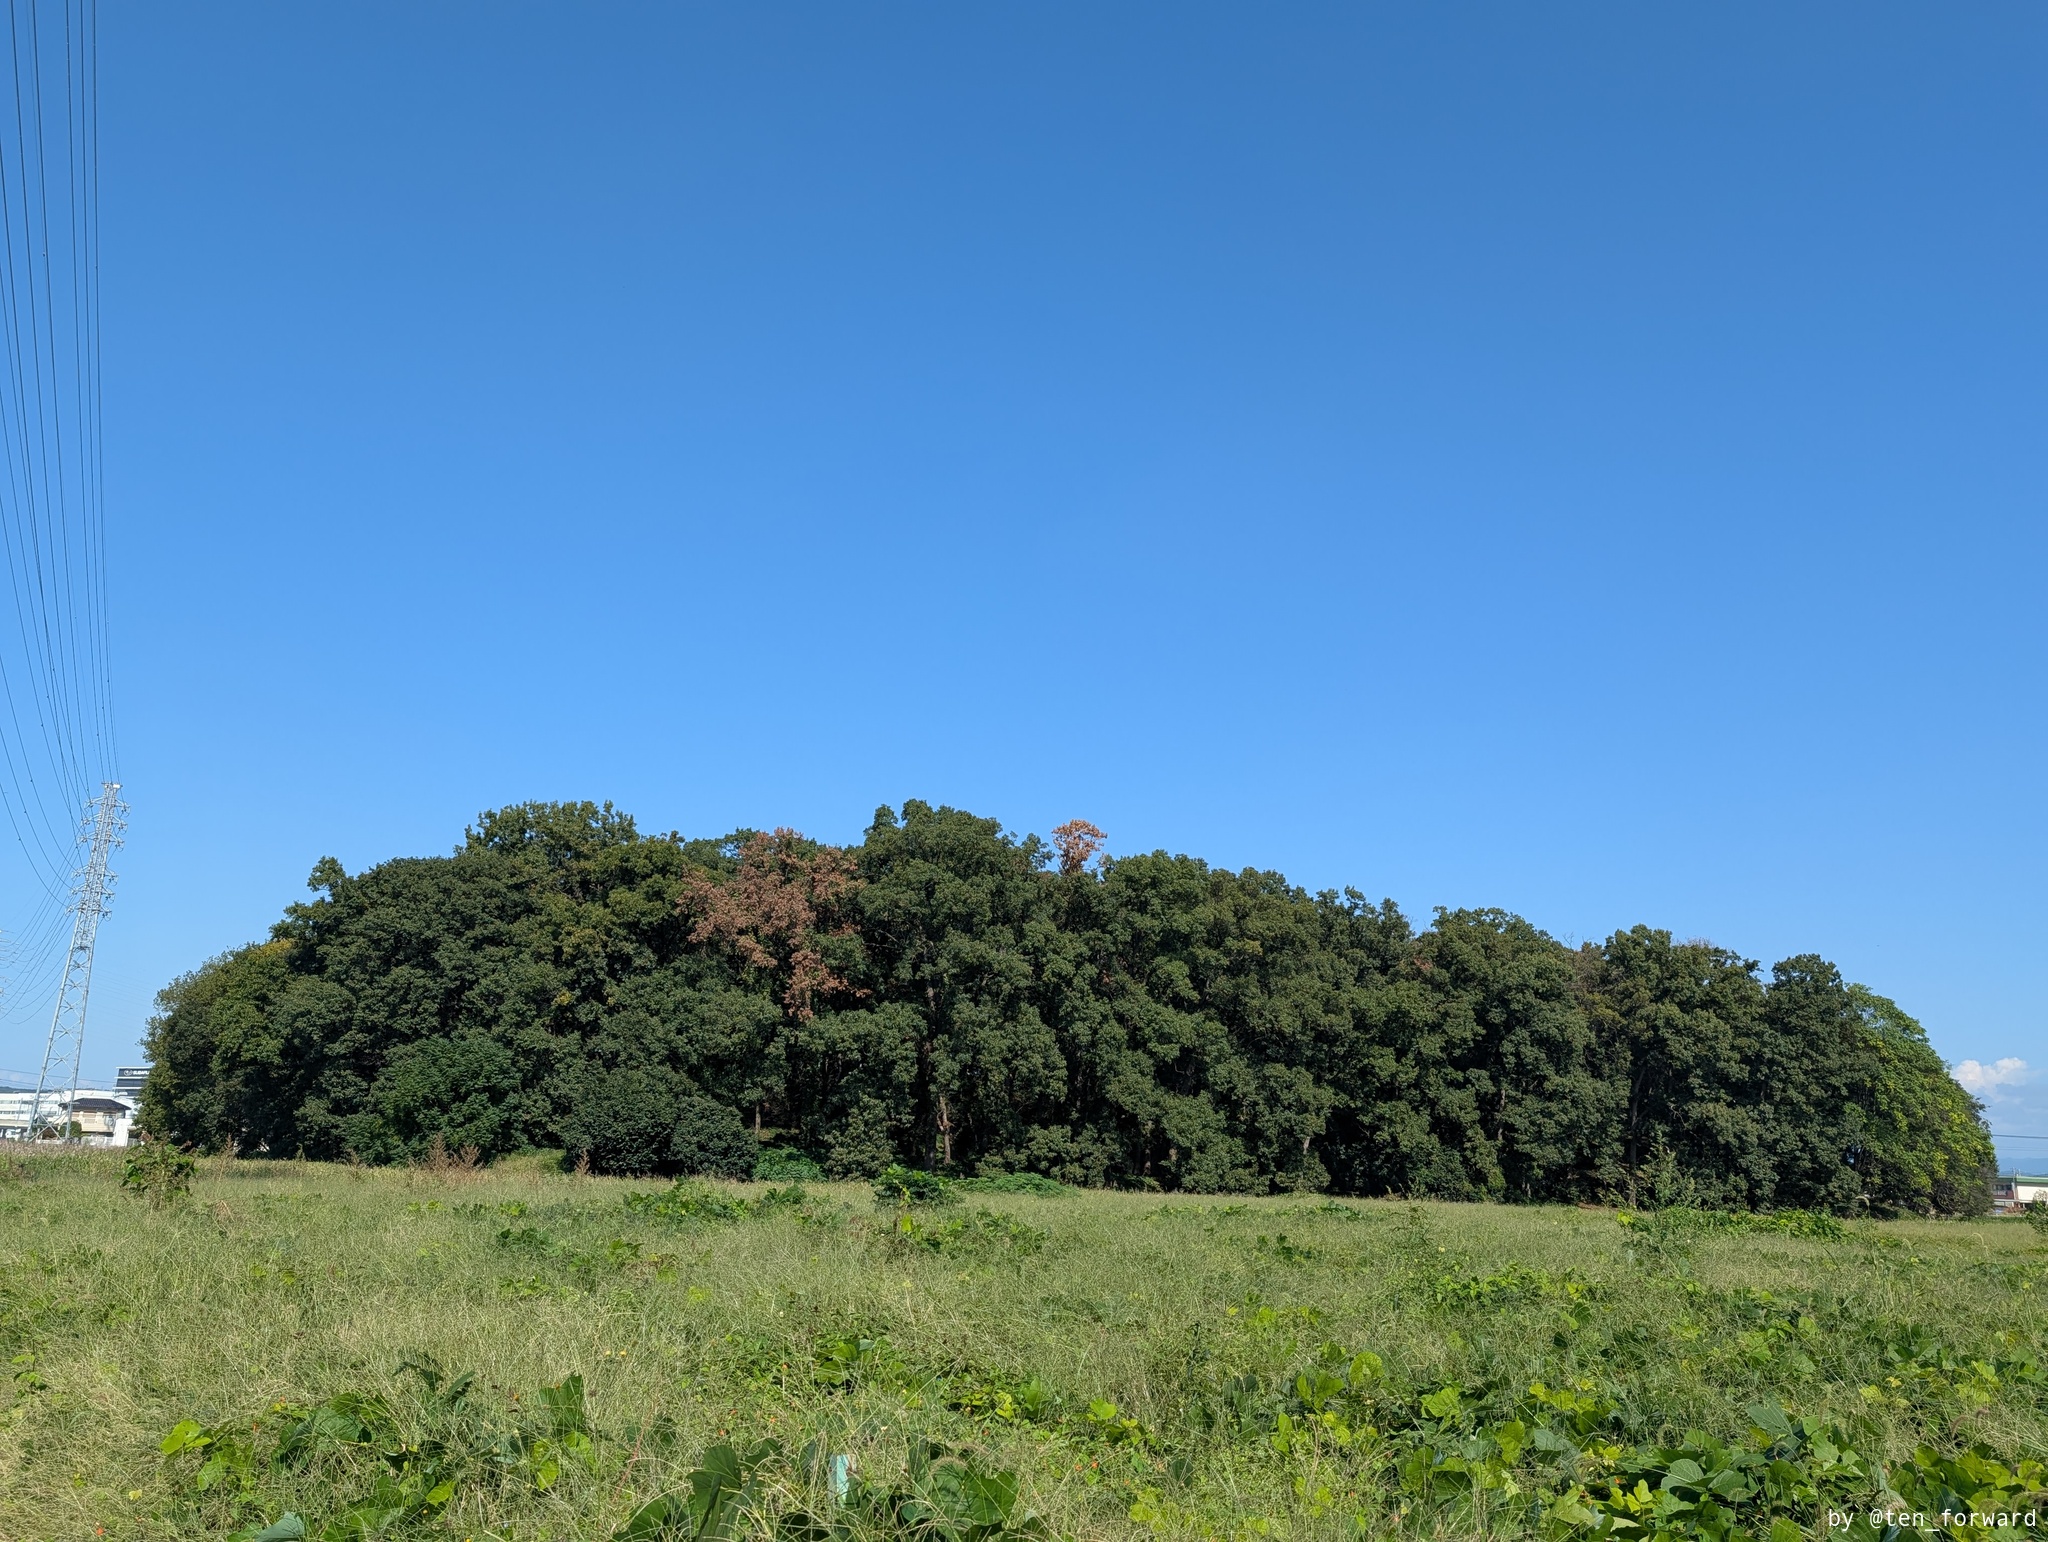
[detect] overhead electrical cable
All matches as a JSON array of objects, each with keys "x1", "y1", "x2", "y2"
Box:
[
  {"x1": 0, "y1": 0, "x2": 116, "y2": 1053},
  {"x1": 28, "y1": 0, "x2": 93, "y2": 803},
  {"x1": 0, "y1": 13, "x2": 81, "y2": 833},
  {"x1": 0, "y1": 59, "x2": 79, "y2": 886},
  {"x1": 17, "y1": 0, "x2": 88, "y2": 799}
]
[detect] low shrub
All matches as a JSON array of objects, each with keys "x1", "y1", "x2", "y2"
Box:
[
  {"x1": 1618, "y1": 1206, "x2": 1846, "y2": 1242},
  {"x1": 121, "y1": 1142, "x2": 196, "y2": 1208},
  {"x1": 559, "y1": 1067, "x2": 683, "y2": 1177},
  {"x1": 874, "y1": 1165, "x2": 954, "y2": 1207},
  {"x1": 753, "y1": 1144, "x2": 826, "y2": 1182},
  {"x1": 560, "y1": 1072, "x2": 755, "y2": 1178},
  {"x1": 669, "y1": 1095, "x2": 757, "y2": 1179},
  {"x1": 955, "y1": 1172, "x2": 1071, "y2": 1197}
]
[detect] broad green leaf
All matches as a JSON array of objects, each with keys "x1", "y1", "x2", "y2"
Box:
[
  {"x1": 231, "y1": 1516, "x2": 307, "y2": 1542},
  {"x1": 610, "y1": 1494, "x2": 682, "y2": 1542},
  {"x1": 1660, "y1": 1458, "x2": 1706, "y2": 1489},
  {"x1": 541, "y1": 1372, "x2": 587, "y2": 1436},
  {"x1": 1747, "y1": 1403, "x2": 1795, "y2": 1443},
  {"x1": 1420, "y1": 1385, "x2": 1463, "y2": 1420}
]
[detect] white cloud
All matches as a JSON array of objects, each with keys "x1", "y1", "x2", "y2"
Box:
[{"x1": 1953, "y1": 1057, "x2": 2029, "y2": 1096}]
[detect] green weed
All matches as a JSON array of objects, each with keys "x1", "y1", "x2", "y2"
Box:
[
  {"x1": 888, "y1": 1208, "x2": 1047, "y2": 1258},
  {"x1": 955, "y1": 1173, "x2": 1072, "y2": 1198},
  {"x1": 873, "y1": 1166, "x2": 956, "y2": 1207},
  {"x1": 625, "y1": 1181, "x2": 753, "y2": 1224},
  {"x1": 121, "y1": 1142, "x2": 196, "y2": 1208},
  {"x1": 613, "y1": 1436, "x2": 1046, "y2": 1541},
  {"x1": 1428, "y1": 1262, "x2": 1598, "y2": 1309},
  {"x1": 156, "y1": 1355, "x2": 598, "y2": 1540},
  {"x1": 755, "y1": 1146, "x2": 828, "y2": 1182},
  {"x1": 1618, "y1": 1207, "x2": 1847, "y2": 1242},
  {"x1": 6, "y1": 1156, "x2": 2047, "y2": 1540}
]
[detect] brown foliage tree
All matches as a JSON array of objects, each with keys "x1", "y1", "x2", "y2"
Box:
[
  {"x1": 677, "y1": 829, "x2": 863, "y2": 1020},
  {"x1": 1050, "y1": 818, "x2": 1106, "y2": 876}
]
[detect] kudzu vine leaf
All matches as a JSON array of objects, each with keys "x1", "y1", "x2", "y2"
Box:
[
  {"x1": 1747, "y1": 1403, "x2": 1795, "y2": 1443},
  {"x1": 1419, "y1": 1386, "x2": 1462, "y2": 1420},
  {"x1": 609, "y1": 1493, "x2": 684, "y2": 1542},
  {"x1": 230, "y1": 1516, "x2": 306, "y2": 1542}
]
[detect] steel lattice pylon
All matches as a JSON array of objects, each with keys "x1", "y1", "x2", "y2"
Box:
[{"x1": 27, "y1": 783, "x2": 127, "y2": 1141}]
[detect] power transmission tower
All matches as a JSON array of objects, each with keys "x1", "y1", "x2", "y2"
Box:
[{"x1": 27, "y1": 783, "x2": 127, "y2": 1141}]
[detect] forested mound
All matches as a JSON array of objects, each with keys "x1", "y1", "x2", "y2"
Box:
[{"x1": 142, "y1": 800, "x2": 1992, "y2": 1214}]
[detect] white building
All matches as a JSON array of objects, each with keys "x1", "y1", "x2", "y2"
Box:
[
  {"x1": 0, "y1": 1084, "x2": 139, "y2": 1144},
  {"x1": 1991, "y1": 1174, "x2": 2048, "y2": 1213}
]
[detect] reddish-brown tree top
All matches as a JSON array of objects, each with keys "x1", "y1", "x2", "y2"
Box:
[
  {"x1": 1051, "y1": 819, "x2": 1106, "y2": 876},
  {"x1": 677, "y1": 829, "x2": 863, "y2": 1020}
]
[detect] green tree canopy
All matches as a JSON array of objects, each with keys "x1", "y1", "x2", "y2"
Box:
[{"x1": 140, "y1": 799, "x2": 1992, "y2": 1215}]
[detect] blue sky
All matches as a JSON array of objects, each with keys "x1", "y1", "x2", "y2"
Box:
[{"x1": 1, "y1": 3, "x2": 2043, "y2": 1168}]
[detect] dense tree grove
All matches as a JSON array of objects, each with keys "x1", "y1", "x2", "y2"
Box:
[{"x1": 141, "y1": 801, "x2": 1993, "y2": 1214}]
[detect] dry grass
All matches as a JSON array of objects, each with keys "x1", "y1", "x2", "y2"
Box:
[{"x1": 0, "y1": 1151, "x2": 2041, "y2": 1541}]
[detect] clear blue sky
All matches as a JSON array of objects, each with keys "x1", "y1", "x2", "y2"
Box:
[{"x1": 4, "y1": 4, "x2": 2043, "y2": 1165}]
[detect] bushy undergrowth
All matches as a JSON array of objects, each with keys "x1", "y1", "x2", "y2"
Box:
[
  {"x1": 120, "y1": 1142, "x2": 196, "y2": 1209},
  {"x1": 755, "y1": 1146, "x2": 828, "y2": 1183},
  {"x1": 1, "y1": 1153, "x2": 2043, "y2": 1541},
  {"x1": 1618, "y1": 1208, "x2": 1848, "y2": 1242}
]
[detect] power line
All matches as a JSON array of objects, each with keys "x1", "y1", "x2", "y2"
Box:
[{"x1": 0, "y1": 0, "x2": 117, "y2": 1053}]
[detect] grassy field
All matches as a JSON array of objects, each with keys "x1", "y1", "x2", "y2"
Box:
[{"x1": 2, "y1": 1151, "x2": 2044, "y2": 1542}]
